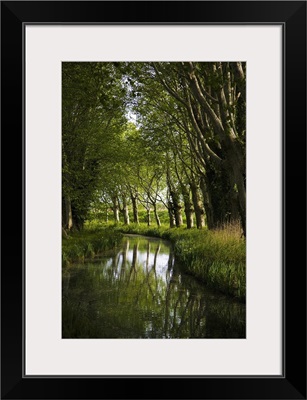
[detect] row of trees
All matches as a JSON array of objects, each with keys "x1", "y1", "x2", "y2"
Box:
[{"x1": 62, "y1": 62, "x2": 246, "y2": 235}]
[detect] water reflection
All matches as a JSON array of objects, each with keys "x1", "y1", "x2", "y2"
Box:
[{"x1": 62, "y1": 235, "x2": 245, "y2": 338}]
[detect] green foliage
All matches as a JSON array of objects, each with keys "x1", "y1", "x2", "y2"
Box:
[
  {"x1": 62, "y1": 62, "x2": 128, "y2": 229},
  {"x1": 62, "y1": 226, "x2": 123, "y2": 266},
  {"x1": 63, "y1": 62, "x2": 246, "y2": 233}
]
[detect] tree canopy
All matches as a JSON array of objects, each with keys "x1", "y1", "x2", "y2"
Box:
[{"x1": 62, "y1": 62, "x2": 246, "y2": 235}]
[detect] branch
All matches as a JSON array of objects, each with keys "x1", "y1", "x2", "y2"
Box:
[
  {"x1": 187, "y1": 62, "x2": 226, "y2": 140},
  {"x1": 151, "y1": 63, "x2": 189, "y2": 108}
]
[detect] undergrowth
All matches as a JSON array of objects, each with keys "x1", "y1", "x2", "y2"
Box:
[{"x1": 62, "y1": 226, "x2": 123, "y2": 267}]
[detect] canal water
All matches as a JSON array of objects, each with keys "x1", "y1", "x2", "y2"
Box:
[{"x1": 62, "y1": 235, "x2": 246, "y2": 338}]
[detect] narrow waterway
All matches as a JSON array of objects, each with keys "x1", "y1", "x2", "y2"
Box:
[{"x1": 62, "y1": 235, "x2": 245, "y2": 338}]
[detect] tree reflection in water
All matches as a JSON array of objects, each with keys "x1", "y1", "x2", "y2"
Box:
[{"x1": 62, "y1": 236, "x2": 245, "y2": 338}]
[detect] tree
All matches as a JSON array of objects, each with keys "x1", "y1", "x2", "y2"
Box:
[
  {"x1": 62, "y1": 62, "x2": 246, "y2": 234},
  {"x1": 152, "y1": 62, "x2": 246, "y2": 234},
  {"x1": 62, "y1": 62, "x2": 127, "y2": 230}
]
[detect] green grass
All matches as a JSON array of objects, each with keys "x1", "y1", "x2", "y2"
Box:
[
  {"x1": 62, "y1": 226, "x2": 123, "y2": 267},
  {"x1": 87, "y1": 209, "x2": 178, "y2": 226}
]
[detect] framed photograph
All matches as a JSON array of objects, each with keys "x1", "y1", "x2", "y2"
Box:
[{"x1": 1, "y1": 1, "x2": 306, "y2": 398}]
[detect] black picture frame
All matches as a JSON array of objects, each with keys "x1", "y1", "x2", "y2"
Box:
[{"x1": 1, "y1": 1, "x2": 306, "y2": 399}]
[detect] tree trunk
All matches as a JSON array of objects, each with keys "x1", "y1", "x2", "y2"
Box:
[
  {"x1": 174, "y1": 206, "x2": 183, "y2": 227},
  {"x1": 170, "y1": 190, "x2": 183, "y2": 227},
  {"x1": 131, "y1": 194, "x2": 139, "y2": 224},
  {"x1": 122, "y1": 197, "x2": 130, "y2": 225},
  {"x1": 224, "y1": 138, "x2": 246, "y2": 236},
  {"x1": 168, "y1": 203, "x2": 176, "y2": 228},
  {"x1": 146, "y1": 207, "x2": 151, "y2": 226},
  {"x1": 185, "y1": 207, "x2": 194, "y2": 229},
  {"x1": 232, "y1": 164, "x2": 246, "y2": 237},
  {"x1": 62, "y1": 196, "x2": 73, "y2": 230},
  {"x1": 181, "y1": 185, "x2": 194, "y2": 229},
  {"x1": 72, "y1": 213, "x2": 84, "y2": 231},
  {"x1": 230, "y1": 193, "x2": 240, "y2": 222},
  {"x1": 153, "y1": 204, "x2": 161, "y2": 227},
  {"x1": 199, "y1": 175, "x2": 215, "y2": 229},
  {"x1": 190, "y1": 182, "x2": 205, "y2": 229},
  {"x1": 166, "y1": 162, "x2": 183, "y2": 228},
  {"x1": 112, "y1": 196, "x2": 120, "y2": 223}
]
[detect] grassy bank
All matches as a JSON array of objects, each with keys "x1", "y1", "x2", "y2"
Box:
[
  {"x1": 62, "y1": 226, "x2": 123, "y2": 267},
  {"x1": 113, "y1": 223, "x2": 246, "y2": 302},
  {"x1": 63, "y1": 221, "x2": 246, "y2": 302}
]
